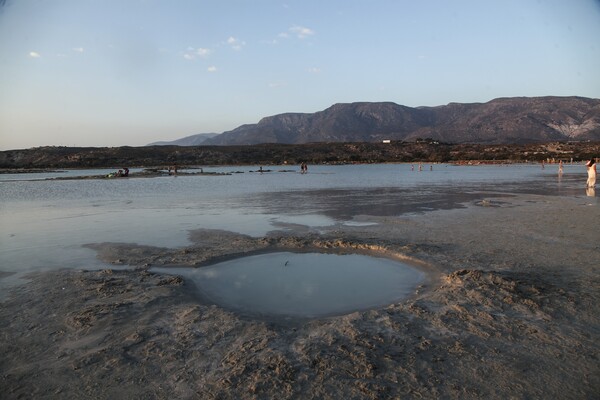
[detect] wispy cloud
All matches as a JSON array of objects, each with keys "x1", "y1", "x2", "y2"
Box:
[
  {"x1": 29, "y1": 51, "x2": 41, "y2": 58},
  {"x1": 263, "y1": 32, "x2": 288, "y2": 45},
  {"x1": 289, "y1": 25, "x2": 315, "y2": 39},
  {"x1": 308, "y1": 67, "x2": 321, "y2": 74},
  {"x1": 72, "y1": 47, "x2": 84, "y2": 53},
  {"x1": 183, "y1": 47, "x2": 211, "y2": 60},
  {"x1": 196, "y1": 48, "x2": 210, "y2": 57},
  {"x1": 274, "y1": 25, "x2": 315, "y2": 43},
  {"x1": 268, "y1": 81, "x2": 287, "y2": 88},
  {"x1": 207, "y1": 66, "x2": 217, "y2": 72},
  {"x1": 226, "y1": 36, "x2": 246, "y2": 51}
]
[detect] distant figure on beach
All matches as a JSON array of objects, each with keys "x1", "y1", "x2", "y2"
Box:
[
  {"x1": 558, "y1": 160, "x2": 563, "y2": 175},
  {"x1": 418, "y1": 163, "x2": 423, "y2": 172},
  {"x1": 411, "y1": 165, "x2": 414, "y2": 171},
  {"x1": 300, "y1": 162, "x2": 307, "y2": 174},
  {"x1": 586, "y1": 159, "x2": 596, "y2": 188},
  {"x1": 107, "y1": 168, "x2": 128, "y2": 178}
]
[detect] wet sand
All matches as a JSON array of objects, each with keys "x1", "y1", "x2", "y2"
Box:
[{"x1": 1, "y1": 192, "x2": 599, "y2": 399}]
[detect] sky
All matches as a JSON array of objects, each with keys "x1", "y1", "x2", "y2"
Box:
[{"x1": 1, "y1": 0, "x2": 599, "y2": 150}]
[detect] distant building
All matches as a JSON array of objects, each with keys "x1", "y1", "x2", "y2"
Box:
[{"x1": 415, "y1": 138, "x2": 440, "y2": 145}]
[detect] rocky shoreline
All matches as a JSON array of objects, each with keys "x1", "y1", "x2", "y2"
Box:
[{"x1": 1, "y1": 141, "x2": 599, "y2": 170}]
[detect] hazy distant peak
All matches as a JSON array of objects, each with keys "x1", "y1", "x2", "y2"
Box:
[{"x1": 147, "y1": 133, "x2": 218, "y2": 146}]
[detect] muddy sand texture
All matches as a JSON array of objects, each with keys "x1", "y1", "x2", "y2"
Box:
[{"x1": 1, "y1": 194, "x2": 599, "y2": 399}]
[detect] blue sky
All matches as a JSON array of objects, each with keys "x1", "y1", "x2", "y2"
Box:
[{"x1": 1, "y1": 0, "x2": 599, "y2": 150}]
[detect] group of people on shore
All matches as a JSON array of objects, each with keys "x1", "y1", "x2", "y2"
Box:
[
  {"x1": 100, "y1": 159, "x2": 596, "y2": 192},
  {"x1": 410, "y1": 163, "x2": 433, "y2": 171},
  {"x1": 106, "y1": 167, "x2": 129, "y2": 178}
]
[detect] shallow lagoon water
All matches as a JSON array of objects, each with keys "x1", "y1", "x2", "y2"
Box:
[
  {"x1": 153, "y1": 252, "x2": 424, "y2": 318},
  {"x1": 0, "y1": 163, "x2": 588, "y2": 278}
]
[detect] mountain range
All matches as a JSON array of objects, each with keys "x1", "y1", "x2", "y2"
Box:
[
  {"x1": 152, "y1": 96, "x2": 600, "y2": 146},
  {"x1": 147, "y1": 133, "x2": 218, "y2": 146}
]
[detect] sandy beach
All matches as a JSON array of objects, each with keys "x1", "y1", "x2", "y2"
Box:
[{"x1": 1, "y1": 191, "x2": 599, "y2": 399}]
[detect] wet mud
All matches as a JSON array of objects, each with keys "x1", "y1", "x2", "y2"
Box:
[{"x1": 1, "y1": 193, "x2": 599, "y2": 399}]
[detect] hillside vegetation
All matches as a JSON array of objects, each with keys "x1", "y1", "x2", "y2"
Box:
[{"x1": 1, "y1": 141, "x2": 598, "y2": 169}]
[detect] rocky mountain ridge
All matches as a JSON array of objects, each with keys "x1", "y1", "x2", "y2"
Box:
[{"x1": 156, "y1": 97, "x2": 600, "y2": 146}]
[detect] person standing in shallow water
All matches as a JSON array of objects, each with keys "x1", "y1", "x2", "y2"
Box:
[{"x1": 586, "y1": 159, "x2": 596, "y2": 188}]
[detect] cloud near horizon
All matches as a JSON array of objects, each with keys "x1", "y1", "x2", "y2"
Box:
[{"x1": 29, "y1": 51, "x2": 41, "y2": 58}]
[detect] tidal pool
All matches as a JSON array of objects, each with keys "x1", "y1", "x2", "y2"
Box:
[{"x1": 156, "y1": 252, "x2": 425, "y2": 318}]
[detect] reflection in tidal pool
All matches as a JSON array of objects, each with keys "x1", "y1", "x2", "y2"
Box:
[{"x1": 156, "y1": 252, "x2": 424, "y2": 318}]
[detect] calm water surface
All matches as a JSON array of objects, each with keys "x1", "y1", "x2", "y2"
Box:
[
  {"x1": 0, "y1": 163, "x2": 588, "y2": 280},
  {"x1": 154, "y1": 252, "x2": 424, "y2": 318}
]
